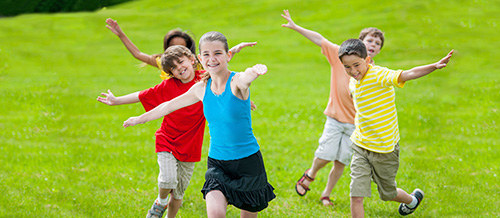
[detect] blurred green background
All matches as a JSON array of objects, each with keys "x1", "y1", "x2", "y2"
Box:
[{"x1": 0, "y1": 0, "x2": 498, "y2": 217}]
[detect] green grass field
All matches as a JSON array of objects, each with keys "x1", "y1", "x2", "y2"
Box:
[{"x1": 1, "y1": 0, "x2": 499, "y2": 217}]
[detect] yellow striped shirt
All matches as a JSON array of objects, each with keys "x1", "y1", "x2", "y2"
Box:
[{"x1": 350, "y1": 65, "x2": 405, "y2": 153}]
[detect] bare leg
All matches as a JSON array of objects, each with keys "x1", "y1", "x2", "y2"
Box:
[
  {"x1": 159, "y1": 187, "x2": 171, "y2": 199},
  {"x1": 206, "y1": 190, "x2": 228, "y2": 218},
  {"x1": 240, "y1": 210, "x2": 258, "y2": 218},
  {"x1": 391, "y1": 188, "x2": 413, "y2": 204},
  {"x1": 350, "y1": 196, "x2": 364, "y2": 218},
  {"x1": 321, "y1": 160, "x2": 345, "y2": 205},
  {"x1": 166, "y1": 198, "x2": 182, "y2": 218},
  {"x1": 296, "y1": 157, "x2": 330, "y2": 195}
]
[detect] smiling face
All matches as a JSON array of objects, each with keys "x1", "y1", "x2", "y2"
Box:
[
  {"x1": 170, "y1": 55, "x2": 196, "y2": 83},
  {"x1": 362, "y1": 35, "x2": 382, "y2": 58},
  {"x1": 198, "y1": 40, "x2": 231, "y2": 74},
  {"x1": 341, "y1": 54, "x2": 371, "y2": 81}
]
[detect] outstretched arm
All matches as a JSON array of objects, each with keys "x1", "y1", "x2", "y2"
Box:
[
  {"x1": 106, "y1": 18, "x2": 158, "y2": 67},
  {"x1": 398, "y1": 50, "x2": 454, "y2": 83},
  {"x1": 97, "y1": 90, "x2": 140, "y2": 106},
  {"x1": 228, "y1": 42, "x2": 257, "y2": 61},
  {"x1": 123, "y1": 82, "x2": 205, "y2": 127},
  {"x1": 281, "y1": 9, "x2": 324, "y2": 47}
]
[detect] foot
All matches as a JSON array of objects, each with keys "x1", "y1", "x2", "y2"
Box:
[
  {"x1": 320, "y1": 196, "x2": 334, "y2": 207},
  {"x1": 146, "y1": 200, "x2": 167, "y2": 218},
  {"x1": 295, "y1": 169, "x2": 314, "y2": 196},
  {"x1": 398, "y1": 188, "x2": 424, "y2": 216}
]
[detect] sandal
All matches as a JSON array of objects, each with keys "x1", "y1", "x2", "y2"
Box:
[
  {"x1": 295, "y1": 169, "x2": 314, "y2": 196},
  {"x1": 320, "y1": 196, "x2": 334, "y2": 207}
]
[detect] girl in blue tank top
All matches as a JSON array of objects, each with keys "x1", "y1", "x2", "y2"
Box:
[{"x1": 123, "y1": 31, "x2": 275, "y2": 217}]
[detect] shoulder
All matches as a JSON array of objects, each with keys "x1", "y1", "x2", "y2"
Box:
[{"x1": 321, "y1": 39, "x2": 339, "y2": 50}]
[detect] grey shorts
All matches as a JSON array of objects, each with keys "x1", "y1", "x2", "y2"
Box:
[
  {"x1": 314, "y1": 116, "x2": 355, "y2": 165},
  {"x1": 157, "y1": 152, "x2": 195, "y2": 200},
  {"x1": 350, "y1": 143, "x2": 400, "y2": 201}
]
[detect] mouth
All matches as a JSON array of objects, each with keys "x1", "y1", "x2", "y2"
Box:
[
  {"x1": 368, "y1": 49, "x2": 375, "y2": 53},
  {"x1": 351, "y1": 73, "x2": 361, "y2": 80},
  {"x1": 179, "y1": 69, "x2": 186, "y2": 76},
  {"x1": 207, "y1": 63, "x2": 219, "y2": 68}
]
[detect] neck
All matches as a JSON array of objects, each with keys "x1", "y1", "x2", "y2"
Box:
[{"x1": 210, "y1": 69, "x2": 231, "y2": 85}]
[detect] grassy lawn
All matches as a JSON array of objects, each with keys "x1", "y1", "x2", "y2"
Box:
[{"x1": 0, "y1": 0, "x2": 498, "y2": 217}]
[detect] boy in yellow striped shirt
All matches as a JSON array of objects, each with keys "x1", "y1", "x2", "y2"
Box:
[{"x1": 338, "y1": 38, "x2": 453, "y2": 217}]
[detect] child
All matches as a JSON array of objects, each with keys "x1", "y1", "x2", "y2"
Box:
[
  {"x1": 98, "y1": 45, "x2": 205, "y2": 218},
  {"x1": 337, "y1": 38, "x2": 453, "y2": 217},
  {"x1": 123, "y1": 31, "x2": 276, "y2": 218},
  {"x1": 281, "y1": 9, "x2": 384, "y2": 207},
  {"x1": 105, "y1": 18, "x2": 256, "y2": 80}
]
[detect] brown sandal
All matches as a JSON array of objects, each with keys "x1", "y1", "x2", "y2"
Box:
[
  {"x1": 295, "y1": 169, "x2": 314, "y2": 196},
  {"x1": 320, "y1": 196, "x2": 334, "y2": 207}
]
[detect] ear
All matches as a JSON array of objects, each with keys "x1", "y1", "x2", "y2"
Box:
[
  {"x1": 190, "y1": 55, "x2": 196, "y2": 65},
  {"x1": 197, "y1": 54, "x2": 202, "y2": 62},
  {"x1": 227, "y1": 50, "x2": 233, "y2": 62},
  {"x1": 365, "y1": 56, "x2": 372, "y2": 65}
]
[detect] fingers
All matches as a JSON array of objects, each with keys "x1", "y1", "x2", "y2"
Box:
[
  {"x1": 283, "y1": 9, "x2": 289, "y2": 16},
  {"x1": 253, "y1": 64, "x2": 268, "y2": 75},
  {"x1": 105, "y1": 18, "x2": 116, "y2": 26},
  {"x1": 245, "y1": 42, "x2": 257, "y2": 47}
]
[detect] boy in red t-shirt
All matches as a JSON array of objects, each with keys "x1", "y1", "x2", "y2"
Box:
[{"x1": 99, "y1": 45, "x2": 219, "y2": 218}]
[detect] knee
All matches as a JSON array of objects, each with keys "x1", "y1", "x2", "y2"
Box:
[
  {"x1": 351, "y1": 196, "x2": 363, "y2": 204},
  {"x1": 207, "y1": 207, "x2": 226, "y2": 218}
]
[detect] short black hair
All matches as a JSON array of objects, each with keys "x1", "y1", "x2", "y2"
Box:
[{"x1": 338, "y1": 38, "x2": 368, "y2": 60}]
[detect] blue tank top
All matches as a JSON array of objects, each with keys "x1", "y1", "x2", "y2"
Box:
[{"x1": 203, "y1": 72, "x2": 259, "y2": 160}]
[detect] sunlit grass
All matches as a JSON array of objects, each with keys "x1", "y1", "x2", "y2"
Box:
[{"x1": 0, "y1": 0, "x2": 499, "y2": 217}]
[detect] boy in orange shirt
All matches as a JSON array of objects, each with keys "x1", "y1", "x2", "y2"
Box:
[{"x1": 281, "y1": 9, "x2": 384, "y2": 207}]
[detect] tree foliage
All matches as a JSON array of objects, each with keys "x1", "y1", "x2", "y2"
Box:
[{"x1": 0, "y1": 0, "x2": 132, "y2": 17}]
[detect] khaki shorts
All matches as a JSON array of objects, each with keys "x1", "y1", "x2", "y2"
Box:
[
  {"x1": 157, "y1": 152, "x2": 195, "y2": 200},
  {"x1": 314, "y1": 116, "x2": 355, "y2": 165},
  {"x1": 349, "y1": 143, "x2": 400, "y2": 201}
]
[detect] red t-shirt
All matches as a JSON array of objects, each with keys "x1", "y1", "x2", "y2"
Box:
[{"x1": 139, "y1": 70, "x2": 206, "y2": 162}]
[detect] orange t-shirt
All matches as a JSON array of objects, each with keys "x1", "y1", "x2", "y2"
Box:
[{"x1": 320, "y1": 39, "x2": 356, "y2": 124}]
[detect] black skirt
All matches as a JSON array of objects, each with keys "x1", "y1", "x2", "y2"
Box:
[{"x1": 201, "y1": 150, "x2": 276, "y2": 212}]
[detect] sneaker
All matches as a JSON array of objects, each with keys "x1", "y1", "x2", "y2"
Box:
[
  {"x1": 146, "y1": 200, "x2": 167, "y2": 218},
  {"x1": 398, "y1": 188, "x2": 424, "y2": 216}
]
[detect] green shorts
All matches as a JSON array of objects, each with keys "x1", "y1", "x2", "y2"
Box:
[{"x1": 349, "y1": 143, "x2": 400, "y2": 201}]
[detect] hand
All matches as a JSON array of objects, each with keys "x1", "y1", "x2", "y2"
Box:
[
  {"x1": 436, "y1": 50, "x2": 454, "y2": 69},
  {"x1": 230, "y1": 42, "x2": 257, "y2": 54},
  {"x1": 281, "y1": 9, "x2": 296, "y2": 29},
  {"x1": 250, "y1": 100, "x2": 257, "y2": 111},
  {"x1": 252, "y1": 64, "x2": 267, "y2": 75},
  {"x1": 123, "y1": 116, "x2": 141, "y2": 128},
  {"x1": 97, "y1": 89, "x2": 117, "y2": 106},
  {"x1": 105, "y1": 18, "x2": 124, "y2": 36}
]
